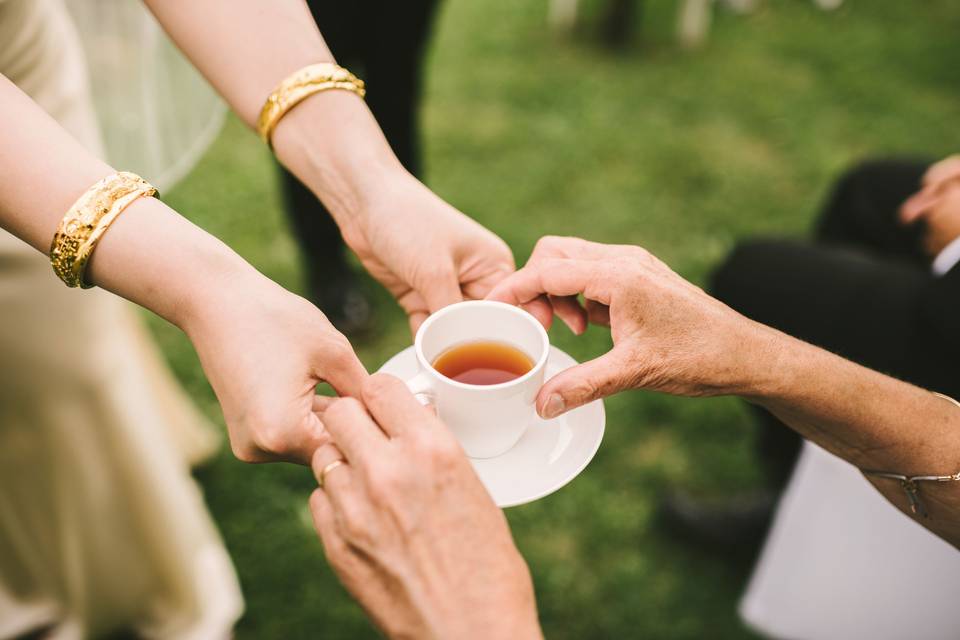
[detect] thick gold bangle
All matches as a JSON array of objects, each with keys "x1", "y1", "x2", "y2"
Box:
[
  {"x1": 50, "y1": 171, "x2": 158, "y2": 288},
  {"x1": 256, "y1": 62, "x2": 366, "y2": 148}
]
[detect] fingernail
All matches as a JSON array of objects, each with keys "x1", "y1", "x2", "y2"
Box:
[{"x1": 541, "y1": 394, "x2": 565, "y2": 419}]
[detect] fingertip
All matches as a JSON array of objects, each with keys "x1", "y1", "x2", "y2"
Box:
[
  {"x1": 523, "y1": 295, "x2": 554, "y2": 330},
  {"x1": 408, "y1": 312, "x2": 427, "y2": 336},
  {"x1": 561, "y1": 312, "x2": 588, "y2": 336},
  {"x1": 536, "y1": 383, "x2": 570, "y2": 420},
  {"x1": 485, "y1": 280, "x2": 515, "y2": 305}
]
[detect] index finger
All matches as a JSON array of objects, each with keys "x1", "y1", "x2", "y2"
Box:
[
  {"x1": 528, "y1": 236, "x2": 640, "y2": 263},
  {"x1": 486, "y1": 258, "x2": 614, "y2": 308},
  {"x1": 319, "y1": 397, "x2": 387, "y2": 464},
  {"x1": 314, "y1": 339, "x2": 369, "y2": 400},
  {"x1": 361, "y1": 373, "x2": 442, "y2": 439}
]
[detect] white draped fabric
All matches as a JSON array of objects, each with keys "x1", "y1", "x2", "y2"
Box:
[
  {"x1": 63, "y1": 0, "x2": 226, "y2": 192},
  {"x1": 741, "y1": 442, "x2": 960, "y2": 640}
]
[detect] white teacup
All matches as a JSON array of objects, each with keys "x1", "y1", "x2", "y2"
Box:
[{"x1": 405, "y1": 300, "x2": 550, "y2": 459}]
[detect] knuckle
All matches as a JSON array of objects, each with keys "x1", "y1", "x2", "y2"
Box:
[
  {"x1": 325, "y1": 397, "x2": 362, "y2": 423},
  {"x1": 230, "y1": 438, "x2": 260, "y2": 463},
  {"x1": 417, "y1": 432, "x2": 462, "y2": 467},
  {"x1": 533, "y1": 235, "x2": 568, "y2": 258},
  {"x1": 326, "y1": 337, "x2": 356, "y2": 367},
  {"x1": 251, "y1": 424, "x2": 289, "y2": 458},
  {"x1": 568, "y1": 376, "x2": 601, "y2": 403},
  {"x1": 362, "y1": 373, "x2": 393, "y2": 399},
  {"x1": 364, "y1": 467, "x2": 400, "y2": 504},
  {"x1": 536, "y1": 235, "x2": 561, "y2": 250},
  {"x1": 337, "y1": 505, "x2": 372, "y2": 546}
]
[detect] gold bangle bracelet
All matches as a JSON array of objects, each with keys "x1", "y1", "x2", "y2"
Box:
[
  {"x1": 256, "y1": 62, "x2": 366, "y2": 148},
  {"x1": 50, "y1": 171, "x2": 158, "y2": 288}
]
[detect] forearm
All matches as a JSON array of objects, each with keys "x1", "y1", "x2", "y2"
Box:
[
  {"x1": 142, "y1": 0, "x2": 406, "y2": 225},
  {"x1": 740, "y1": 324, "x2": 960, "y2": 543},
  {"x1": 0, "y1": 74, "x2": 266, "y2": 331}
]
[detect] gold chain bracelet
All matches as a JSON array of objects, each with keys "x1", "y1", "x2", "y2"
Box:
[
  {"x1": 50, "y1": 171, "x2": 158, "y2": 288},
  {"x1": 862, "y1": 392, "x2": 960, "y2": 518},
  {"x1": 256, "y1": 62, "x2": 366, "y2": 149}
]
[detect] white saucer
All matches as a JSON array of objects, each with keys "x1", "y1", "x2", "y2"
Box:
[{"x1": 379, "y1": 345, "x2": 605, "y2": 508}]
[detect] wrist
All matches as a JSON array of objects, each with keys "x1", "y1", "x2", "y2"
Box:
[
  {"x1": 731, "y1": 323, "x2": 819, "y2": 405},
  {"x1": 713, "y1": 318, "x2": 798, "y2": 399},
  {"x1": 270, "y1": 90, "x2": 407, "y2": 227},
  {"x1": 86, "y1": 196, "x2": 269, "y2": 332},
  {"x1": 431, "y1": 554, "x2": 542, "y2": 640}
]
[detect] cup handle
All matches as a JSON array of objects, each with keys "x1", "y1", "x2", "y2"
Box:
[{"x1": 404, "y1": 371, "x2": 436, "y2": 408}]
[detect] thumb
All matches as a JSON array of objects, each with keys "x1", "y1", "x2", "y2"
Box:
[{"x1": 535, "y1": 347, "x2": 633, "y2": 419}]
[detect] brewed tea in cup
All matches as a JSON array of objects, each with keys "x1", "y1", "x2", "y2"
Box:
[{"x1": 405, "y1": 301, "x2": 549, "y2": 459}]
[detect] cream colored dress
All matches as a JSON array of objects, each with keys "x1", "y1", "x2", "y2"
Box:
[{"x1": 0, "y1": 0, "x2": 242, "y2": 637}]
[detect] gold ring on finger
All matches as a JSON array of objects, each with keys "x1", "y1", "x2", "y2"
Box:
[{"x1": 318, "y1": 459, "x2": 346, "y2": 489}]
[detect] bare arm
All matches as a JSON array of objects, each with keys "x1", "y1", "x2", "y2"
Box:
[
  {"x1": 141, "y1": 0, "x2": 398, "y2": 221},
  {"x1": 488, "y1": 236, "x2": 960, "y2": 547},
  {"x1": 142, "y1": 0, "x2": 518, "y2": 331},
  {"x1": 0, "y1": 74, "x2": 367, "y2": 464}
]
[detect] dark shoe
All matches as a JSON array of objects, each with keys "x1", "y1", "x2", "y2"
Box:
[
  {"x1": 309, "y1": 271, "x2": 374, "y2": 337},
  {"x1": 657, "y1": 489, "x2": 778, "y2": 556}
]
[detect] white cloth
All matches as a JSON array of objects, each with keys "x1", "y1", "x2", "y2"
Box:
[
  {"x1": 931, "y1": 234, "x2": 960, "y2": 277},
  {"x1": 740, "y1": 442, "x2": 960, "y2": 640}
]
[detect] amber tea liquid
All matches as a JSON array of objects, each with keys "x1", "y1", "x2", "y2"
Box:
[{"x1": 431, "y1": 340, "x2": 534, "y2": 385}]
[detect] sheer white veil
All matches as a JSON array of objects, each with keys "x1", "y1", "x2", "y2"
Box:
[{"x1": 63, "y1": 1, "x2": 225, "y2": 192}]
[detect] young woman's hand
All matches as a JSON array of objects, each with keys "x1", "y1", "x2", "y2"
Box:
[
  {"x1": 339, "y1": 172, "x2": 517, "y2": 333},
  {"x1": 183, "y1": 273, "x2": 368, "y2": 464}
]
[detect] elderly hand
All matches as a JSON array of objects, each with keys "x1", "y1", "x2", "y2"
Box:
[
  {"x1": 308, "y1": 374, "x2": 542, "y2": 640},
  {"x1": 487, "y1": 236, "x2": 779, "y2": 419},
  {"x1": 900, "y1": 154, "x2": 960, "y2": 256},
  {"x1": 184, "y1": 274, "x2": 367, "y2": 464},
  {"x1": 338, "y1": 172, "x2": 518, "y2": 333}
]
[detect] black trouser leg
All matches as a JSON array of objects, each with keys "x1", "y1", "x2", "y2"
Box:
[{"x1": 709, "y1": 158, "x2": 957, "y2": 490}]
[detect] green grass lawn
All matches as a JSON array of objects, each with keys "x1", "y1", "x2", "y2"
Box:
[{"x1": 154, "y1": 1, "x2": 960, "y2": 637}]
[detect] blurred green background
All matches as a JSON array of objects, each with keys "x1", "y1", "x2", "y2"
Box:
[{"x1": 155, "y1": 1, "x2": 960, "y2": 637}]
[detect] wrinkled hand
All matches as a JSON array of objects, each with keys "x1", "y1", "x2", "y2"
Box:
[
  {"x1": 340, "y1": 172, "x2": 516, "y2": 333},
  {"x1": 487, "y1": 236, "x2": 774, "y2": 419},
  {"x1": 309, "y1": 374, "x2": 541, "y2": 640},
  {"x1": 184, "y1": 275, "x2": 367, "y2": 464},
  {"x1": 900, "y1": 154, "x2": 960, "y2": 256}
]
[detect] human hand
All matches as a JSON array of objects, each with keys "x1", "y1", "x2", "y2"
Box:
[
  {"x1": 487, "y1": 236, "x2": 778, "y2": 418},
  {"x1": 900, "y1": 155, "x2": 960, "y2": 256},
  {"x1": 183, "y1": 273, "x2": 367, "y2": 464},
  {"x1": 338, "y1": 172, "x2": 519, "y2": 333},
  {"x1": 309, "y1": 374, "x2": 542, "y2": 640}
]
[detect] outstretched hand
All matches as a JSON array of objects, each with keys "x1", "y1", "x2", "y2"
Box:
[
  {"x1": 185, "y1": 275, "x2": 367, "y2": 465},
  {"x1": 487, "y1": 236, "x2": 775, "y2": 419}
]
